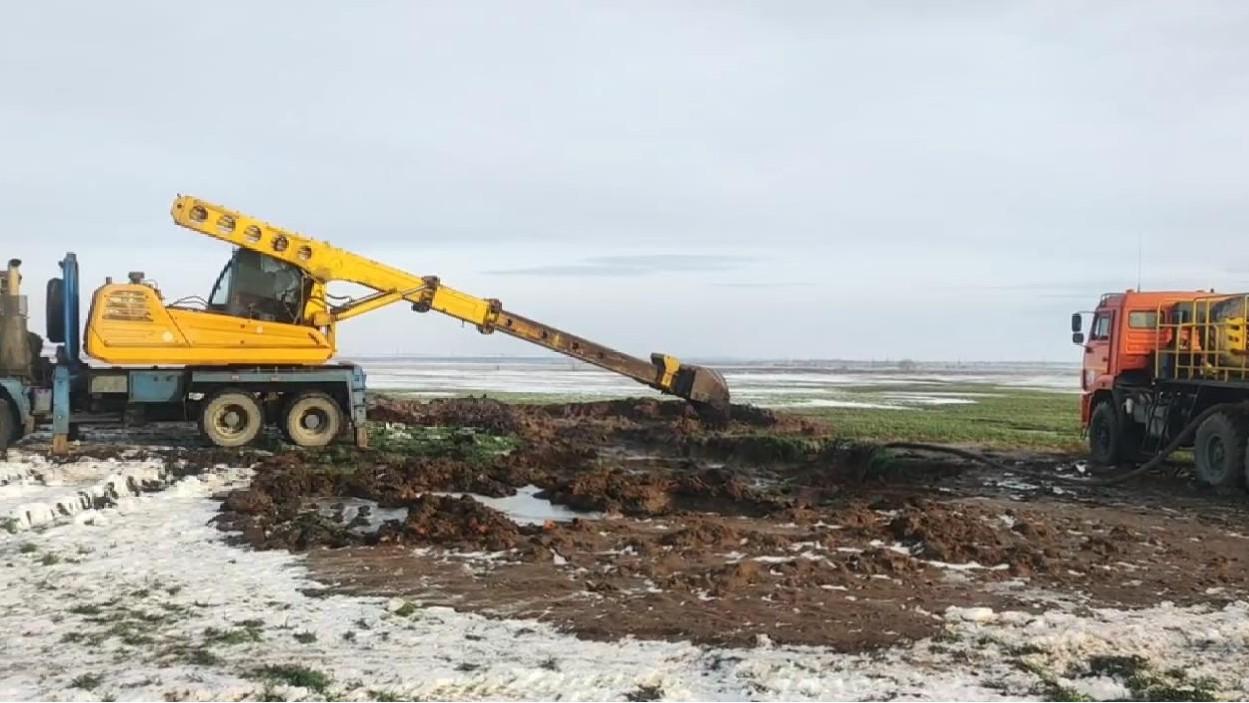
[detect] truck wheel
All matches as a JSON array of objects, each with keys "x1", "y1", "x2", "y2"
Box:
[
  {"x1": 1088, "y1": 401, "x2": 1127, "y2": 465},
  {"x1": 282, "y1": 392, "x2": 342, "y2": 448},
  {"x1": 0, "y1": 398, "x2": 12, "y2": 452},
  {"x1": 1194, "y1": 411, "x2": 1247, "y2": 494},
  {"x1": 200, "y1": 390, "x2": 264, "y2": 448}
]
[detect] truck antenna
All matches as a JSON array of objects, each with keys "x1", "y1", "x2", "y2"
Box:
[{"x1": 1136, "y1": 233, "x2": 1142, "y2": 291}]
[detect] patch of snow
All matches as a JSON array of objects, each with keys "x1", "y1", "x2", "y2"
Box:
[
  {"x1": 0, "y1": 453, "x2": 168, "y2": 531},
  {"x1": 946, "y1": 606, "x2": 998, "y2": 623},
  {"x1": 440, "y1": 484, "x2": 602, "y2": 525},
  {"x1": 770, "y1": 398, "x2": 905, "y2": 410},
  {"x1": 2, "y1": 449, "x2": 1247, "y2": 701},
  {"x1": 926, "y1": 560, "x2": 1011, "y2": 572}
]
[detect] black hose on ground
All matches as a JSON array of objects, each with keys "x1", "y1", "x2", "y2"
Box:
[{"x1": 875, "y1": 402, "x2": 1238, "y2": 487}]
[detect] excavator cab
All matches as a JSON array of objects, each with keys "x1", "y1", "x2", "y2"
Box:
[
  {"x1": 207, "y1": 249, "x2": 310, "y2": 325},
  {"x1": 83, "y1": 244, "x2": 334, "y2": 366}
]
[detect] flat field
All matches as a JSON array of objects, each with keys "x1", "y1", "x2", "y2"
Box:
[{"x1": 3, "y1": 359, "x2": 1246, "y2": 702}]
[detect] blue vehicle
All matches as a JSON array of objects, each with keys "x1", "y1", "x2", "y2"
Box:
[{"x1": 0, "y1": 255, "x2": 368, "y2": 454}]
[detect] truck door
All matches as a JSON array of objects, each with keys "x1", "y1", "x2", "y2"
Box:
[{"x1": 1084, "y1": 310, "x2": 1114, "y2": 389}]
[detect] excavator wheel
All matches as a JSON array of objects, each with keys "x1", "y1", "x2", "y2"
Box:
[
  {"x1": 282, "y1": 391, "x2": 343, "y2": 448},
  {"x1": 200, "y1": 390, "x2": 264, "y2": 448}
]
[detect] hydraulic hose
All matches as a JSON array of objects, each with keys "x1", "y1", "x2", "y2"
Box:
[{"x1": 875, "y1": 402, "x2": 1240, "y2": 487}]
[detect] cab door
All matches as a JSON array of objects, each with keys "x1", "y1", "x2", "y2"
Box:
[{"x1": 1083, "y1": 310, "x2": 1114, "y2": 390}]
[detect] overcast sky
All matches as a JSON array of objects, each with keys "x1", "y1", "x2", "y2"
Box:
[{"x1": 3, "y1": 2, "x2": 1248, "y2": 362}]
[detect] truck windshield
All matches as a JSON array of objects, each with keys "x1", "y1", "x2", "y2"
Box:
[
  {"x1": 207, "y1": 249, "x2": 306, "y2": 323},
  {"x1": 1090, "y1": 312, "x2": 1112, "y2": 341}
]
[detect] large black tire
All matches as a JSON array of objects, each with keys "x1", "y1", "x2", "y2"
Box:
[
  {"x1": 0, "y1": 397, "x2": 13, "y2": 452},
  {"x1": 1089, "y1": 401, "x2": 1129, "y2": 465},
  {"x1": 45, "y1": 278, "x2": 65, "y2": 344},
  {"x1": 200, "y1": 390, "x2": 264, "y2": 448},
  {"x1": 1194, "y1": 411, "x2": 1247, "y2": 494},
  {"x1": 282, "y1": 392, "x2": 343, "y2": 448}
]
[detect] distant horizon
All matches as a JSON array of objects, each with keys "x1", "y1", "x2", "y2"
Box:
[{"x1": 343, "y1": 353, "x2": 1081, "y2": 367}]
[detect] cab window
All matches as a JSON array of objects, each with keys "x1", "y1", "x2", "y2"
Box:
[
  {"x1": 208, "y1": 261, "x2": 232, "y2": 310},
  {"x1": 1128, "y1": 311, "x2": 1158, "y2": 329},
  {"x1": 1090, "y1": 312, "x2": 1112, "y2": 341}
]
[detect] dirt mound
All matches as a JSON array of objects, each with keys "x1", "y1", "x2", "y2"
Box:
[
  {"x1": 375, "y1": 495, "x2": 524, "y2": 551},
  {"x1": 691, "y1": 434, "x2": 832, "y2": 464},
  {"x1": 370, "y1": 396, "x2": 520, "y2": 434},
  {"x1": 659, "y1": 520, "x2": 742, "y2": 548},
  {"x1": 525, "y1": 398, "x2": 795, "y2": 431},
  {"x1": 267, "y1": 512, "x2": 358, "y2": 550},
  {"x1": 222, "y1": 488, "x2": 273, "y2": 516},
  {"x1": 660, "y1": 560, "x2": 766, "y2": 596},
  {"x1": 542, "y1": 467, "x2": 778, "y2": 517},
  {"x1": 888, "y1": 501, "x2": 1049, "y2": 573},
  {"x1": 838, "y1": 547, "x2": 923, "y2": 576},
  {"x1": 529, "y1": 398, "x2": 698, "y2": 423},
  {"x1": 729, "y1": 404, "x2": 779, "y2": 427},
  {"x1": 245, "y1": 446, "x2": 570, "y2": 508},
  {"x1": 544, "y1": 469, "x2": 674, "y2": 515}
]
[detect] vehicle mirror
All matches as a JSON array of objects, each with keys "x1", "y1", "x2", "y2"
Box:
[
  {"x1": 1072, "y1": 331, "x2": 1085, "y2": 345},
  {"x1": 1070, "y1": 312, "x2": 1082, "y2": 333}
]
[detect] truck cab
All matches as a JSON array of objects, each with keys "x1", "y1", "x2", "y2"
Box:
[
  {"x1": 1074, "y1": 291, "x2": 1199, "y2": 428},
  {"x1": 1072, "y1": 288, "x2": 1249, "y2": 494}
]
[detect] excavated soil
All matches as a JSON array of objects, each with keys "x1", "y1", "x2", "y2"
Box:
[{"x1": 210, "y1": 397, "x2": 1249, "y2": 650}]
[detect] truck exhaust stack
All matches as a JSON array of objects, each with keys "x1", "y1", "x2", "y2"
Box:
[{"x1": 0, "y1": 258, "x2": 33, "y2": 380}]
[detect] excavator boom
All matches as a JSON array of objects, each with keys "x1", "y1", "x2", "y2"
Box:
[{"x1": 168, "y1": 196, "x2": 730, "y2": 410}]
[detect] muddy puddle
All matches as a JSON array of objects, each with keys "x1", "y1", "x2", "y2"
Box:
[
  {"x1": 213, "y1": 396, "x2": 1249, "y2": 650},
  {"x1": 312, "y1": 486, "x2": 600, "y2": 532}
]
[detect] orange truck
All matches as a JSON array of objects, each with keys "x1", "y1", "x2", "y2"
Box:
[{"x1": 1074, "y1": 289, "x2": 1249, "y2": 490}]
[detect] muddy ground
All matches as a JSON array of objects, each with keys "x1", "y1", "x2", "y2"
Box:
[{"x1": 190, "y1": 397, "x2": 1249, "y2": 651}]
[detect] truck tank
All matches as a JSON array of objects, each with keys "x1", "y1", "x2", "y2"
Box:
[
  {"x1": 0, "y1": 259, "x2": 34, "y2": 379},
  {"x1": 1177, "y1": 295, "x2": 1249, "y2": 371}
]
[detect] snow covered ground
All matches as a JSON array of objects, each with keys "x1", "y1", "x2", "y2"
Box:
[
  {"x1": 2, "y1": 449, "x2": 1247, "y2": 701},
  {"x1": 355, "y1": 358, "x2": 1078, "y2": 409}
]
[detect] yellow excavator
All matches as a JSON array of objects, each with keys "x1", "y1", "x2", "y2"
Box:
[{"x1": 71, "y1": 195, "x2": 728, "y2": 444}]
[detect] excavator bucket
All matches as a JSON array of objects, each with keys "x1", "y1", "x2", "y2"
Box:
[{"x1": 673, "y1": 364, "x2": 731, "y2": 414}]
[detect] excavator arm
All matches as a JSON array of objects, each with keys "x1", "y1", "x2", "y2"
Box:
[{"x1": 169, "y1": 196, "x2": 730, "y2": 410}]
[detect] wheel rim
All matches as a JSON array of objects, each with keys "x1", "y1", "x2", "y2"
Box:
[
  {"x1": 213, "y1": 403, "x2": 252, "y2": 439},
  {"x1": 1092, "y1": 418, "x2": 1111, "y2": 457},
  {"x1": 1206, "y1": 434, "x2": 1228, "y2": 480},
  {"x1": 297, "y1": 406, "x2": 333, "y2": 437}
]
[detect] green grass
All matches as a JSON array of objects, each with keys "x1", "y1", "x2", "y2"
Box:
[
  {"x1": 373, "y1": 383, "x2": 1083, "y2": 451},
  {"x1": 789, "y1": 384, "x2": 1081, "y2": 451},
  {"x1": 374, "y1": 389, "x2": 591, "y2": 405},
  {"x1": 367, "y1": 423, "x2": 520, "y2": 460},
  {"x1": 70, "y1": 673, "x2": 103, "y2": 691},
  {"x1": 204, "y1": 625, "x2": 263, "y2": 645},
  {"x1": 391, "y1": 601, "x2": 419, "y2": 618},
  {"x1": 251, "y1": 664, "x2": 332, "y2": 693}
]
